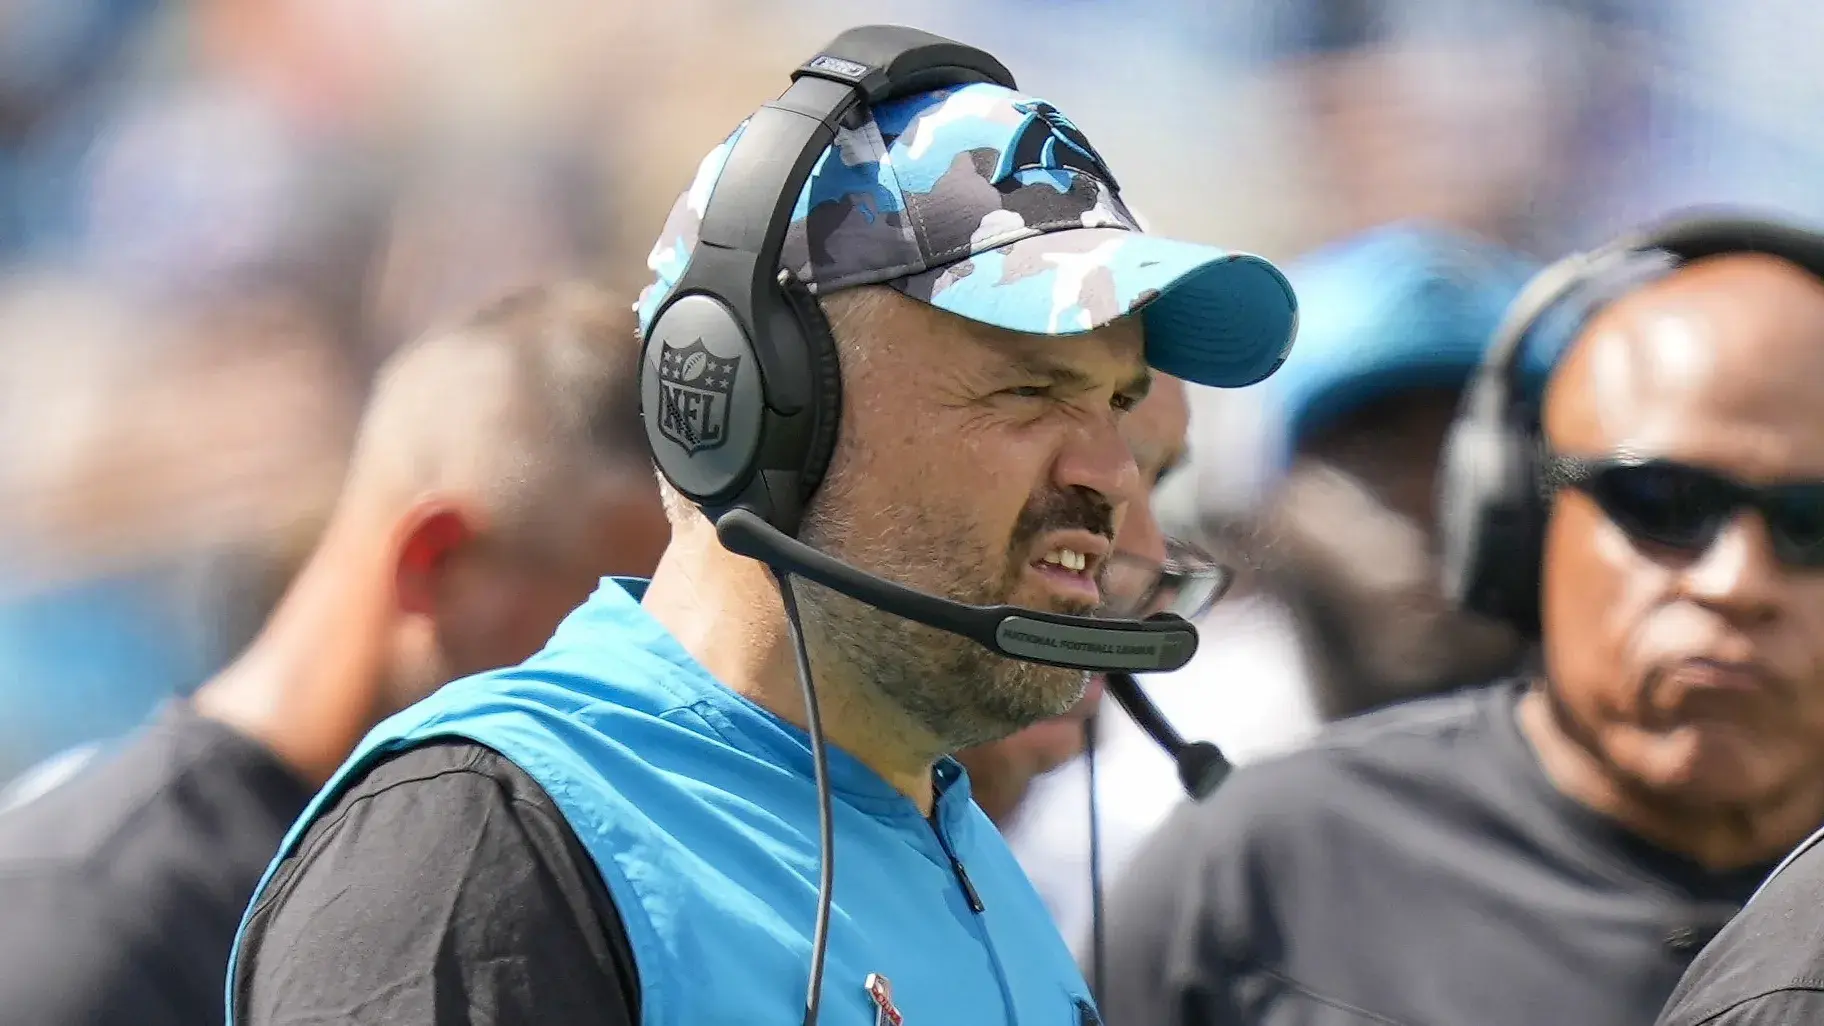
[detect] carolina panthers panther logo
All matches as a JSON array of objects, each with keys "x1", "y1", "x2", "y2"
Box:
[{"x1": 990, "y1": 100, "x2": 1120, "y2": 191}]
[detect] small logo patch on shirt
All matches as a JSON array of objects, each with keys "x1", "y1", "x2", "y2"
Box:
[{"x1": 865, "y1": 973, "x2": 903, "y2": 1026}]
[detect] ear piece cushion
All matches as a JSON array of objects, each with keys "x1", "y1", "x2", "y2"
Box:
[
  {"x1": 1437, "y1": 406, "x2": 1544, "y2": 633},
  {"x1": 779, "y1": 277, "x2": 845, "y2": 501},
  {"x1": 1433, "y1": 246, "x2": 1663, "y2": 633},
  {"x1": 1479, "y1": 426, "x2": 1544, "y2": 634},
  {"x1": 1439, "y1": 405, "x2": 1517, "y2": 601}
]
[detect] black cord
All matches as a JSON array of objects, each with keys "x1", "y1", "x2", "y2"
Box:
[
  {"x1": 774, "y1": 569, "x2": 836, "y2": 1026},
  {"x1": 1085, "y1": 711, "x2": 1107, "y2": 1006}
]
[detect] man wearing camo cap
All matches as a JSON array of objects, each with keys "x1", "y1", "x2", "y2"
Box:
[{"x1": 227, "y1": 40, "x2": 1297, "y2": 1026}]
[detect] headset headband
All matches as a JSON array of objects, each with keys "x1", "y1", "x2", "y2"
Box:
[
  {"x1": 1438, "y1": 209, "x2": 1824, "y2": 634},
  {"x1": 1476, "y1": 213, "x2": 1824, "y2": 422},
  {"x1": 652, "y1": 28, "x2": 1014, "y2": 432}
]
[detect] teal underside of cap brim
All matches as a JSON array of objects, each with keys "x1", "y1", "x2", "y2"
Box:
[{"x1": 898, "y1": 229, "x2": 1299, "y2": 389}]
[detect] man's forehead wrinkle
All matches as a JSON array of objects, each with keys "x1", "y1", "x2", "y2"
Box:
[
  {"x1": 862, "y1": 289, "x2": 1151, "y2": 395},
  {"x1": 976, "y1": 320, "x2": 1150, "y2": 390}
]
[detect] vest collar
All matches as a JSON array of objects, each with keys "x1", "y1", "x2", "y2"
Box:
[{"x1": 559, "y1": 578, "x2": 977, "y2": 828}]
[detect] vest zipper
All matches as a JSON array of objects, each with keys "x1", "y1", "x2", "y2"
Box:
[
  {"x1": 929, "y1": 809, "x2": 1015, "y2": 1024},
  {"x1": 930, "y1": 816, "x2": 985, "y2": 913}
]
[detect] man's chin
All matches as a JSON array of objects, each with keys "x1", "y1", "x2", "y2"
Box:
[
  {"x1": 1624, "y1": 722, "x2": 1802, "y2": 806},
  {"x1": 1032, "y1": 664, "x2": 1096, "y2": 722},
  {"x1": 1001, "y1": 586, "x2": 1097, "y2": 618}
]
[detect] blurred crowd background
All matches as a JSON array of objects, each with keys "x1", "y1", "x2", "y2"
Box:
[{"x1": 5, "y1": 0, "x2": 1824, "y2": 782}]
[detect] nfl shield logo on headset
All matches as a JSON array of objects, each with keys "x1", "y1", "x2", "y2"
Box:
[{"x1": 656, "y1": 338, "x2": 741, "y2": 455}]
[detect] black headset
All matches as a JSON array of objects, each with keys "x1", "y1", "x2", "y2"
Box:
[
  {"x1": 1437, "y1": 210, "x2": 1824, "y2": 636},
  {"x1": 638, "y1": 25, "x2": 1012, "y2": 537},
  {"x1": 638, "y1": 24, "x2": 1202, "y2": 676}
]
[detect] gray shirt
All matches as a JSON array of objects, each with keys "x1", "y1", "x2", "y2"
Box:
[{"x1": 1096, "y1": 681, "x2": 1770, "y2": 1026}]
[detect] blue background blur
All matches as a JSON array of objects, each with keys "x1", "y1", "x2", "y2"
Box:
[{"x1": 4, "y1": 0, "x2": 1824, "y2": 781}]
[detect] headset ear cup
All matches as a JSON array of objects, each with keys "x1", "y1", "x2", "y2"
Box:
[
  {"x1": 1507, "y1": 444, "x2": 1545, "y2": 636},
  {"x1": 1437, "y1": 414, "x2": 1494, "y2": 610},
  {"x1": 779, "y1": 277, "x2": 844, "y2": 502},
  {"x1": 1439, "y1": 211, "x2": 1824, "y2": 640},
  {"x1": 1437, "y1": 411, "x2": 1542, "y2": 634}
]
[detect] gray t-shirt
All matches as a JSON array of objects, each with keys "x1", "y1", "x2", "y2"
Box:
[{"x1": 1096, "y1": 681, "x2": 1771, "y2": 1026}]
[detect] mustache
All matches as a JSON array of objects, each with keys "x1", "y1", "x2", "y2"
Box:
[{"x1": 1010, "y1": 487, "x2": 1115, "y2": 553}]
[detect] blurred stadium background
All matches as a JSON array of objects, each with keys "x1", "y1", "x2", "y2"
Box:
[{"x1": 4, "y1": 0, "x2": 1824, "y2": 780}]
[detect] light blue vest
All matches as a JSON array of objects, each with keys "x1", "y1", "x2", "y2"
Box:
[{"x1": 229, "y1": 579, "x2": 1100, "y2": 1025}]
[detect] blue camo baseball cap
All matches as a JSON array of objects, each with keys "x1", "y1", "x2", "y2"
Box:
[
  {"x1": 1260, "y1": 222, "x2": 1541, "y2": 464},
  {"x1": 637, "y1": 82, "x2": 1299, "y2": 389}
]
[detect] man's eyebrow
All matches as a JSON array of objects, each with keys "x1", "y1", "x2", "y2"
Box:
[{"x1": 1002, "y1": 350, "x2": 1153, "y2": 397}]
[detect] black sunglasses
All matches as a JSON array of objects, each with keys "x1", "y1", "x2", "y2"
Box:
[
  {"x1": 1099, "y1": 538, "x2": 1236, "y2": 620},
  {"x1": 1541, "y1": 452, "x2": 1824, "y2": 568}
]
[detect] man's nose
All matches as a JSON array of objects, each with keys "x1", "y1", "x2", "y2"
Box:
[
  {"x1": 1680, "y1": 512, "x2": 1782, "y2": 627},
  {"x1": 1052, "y1": 420, "x2": 1142, "y2": 522}
]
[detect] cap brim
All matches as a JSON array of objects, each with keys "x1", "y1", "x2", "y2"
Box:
[{"x1": 890, "y1": 227, "x2": 1298, "y2": 389}]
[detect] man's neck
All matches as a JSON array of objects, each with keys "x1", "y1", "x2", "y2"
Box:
[
  {"x1": 190, "y1": 532, "x2": 394, "y2": 789},
  {"x1": 1517, "y1": 684, "x2": 1824, "y2": 871},
  {"x1": 641, "y1": 531, "x2": 944, "y2": 815}
]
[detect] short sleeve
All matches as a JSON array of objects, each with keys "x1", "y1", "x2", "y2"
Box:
[{"x1": 231, "y1": 740, "x2": 641, "y2": 1026}]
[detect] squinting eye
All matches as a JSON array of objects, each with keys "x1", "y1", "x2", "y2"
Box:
[
  {"x1": 1111, "y1": 393, "x2": 1142, "y2": 413},
  {"x1": 1006, "y1": 385, "x2": 1049, "y2": 399}
]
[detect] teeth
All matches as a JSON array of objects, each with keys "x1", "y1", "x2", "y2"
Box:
[{"x1": 1042, "y1": 548, "x2": 1088, "y2": 572}]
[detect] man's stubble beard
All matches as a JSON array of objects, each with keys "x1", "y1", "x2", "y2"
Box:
[{"x1": 793, "y1": 489, "x2": 1090, "y2": 753}]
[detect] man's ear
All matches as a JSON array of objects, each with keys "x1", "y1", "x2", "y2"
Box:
[{"x1": 394, "y1": 501, "x2": 483, "y2": 618}]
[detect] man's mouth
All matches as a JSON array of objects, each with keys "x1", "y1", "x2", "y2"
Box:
[
  {"x1": 1025, "y1": 534, "x2": 1111, "y2": 607},
  {"x1": 1665, "y1": 657, "x2": 1776, "y2": 697}
]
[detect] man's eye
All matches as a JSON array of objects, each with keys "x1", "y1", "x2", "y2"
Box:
[
  {"x1": 1005, "y1": 385, "x2": 1050, "y2": 399},
  {"x1": 1111, "y1": 393, "x2": 1142, "y2": 413}
]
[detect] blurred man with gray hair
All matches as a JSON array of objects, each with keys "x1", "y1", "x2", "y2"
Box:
[{"x1": 0, "y1": 282, "x2": 670, "y2": 1026}]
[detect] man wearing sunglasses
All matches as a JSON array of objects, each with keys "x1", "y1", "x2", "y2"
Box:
[
  {"x1": 1642, "y1": 253, "x2": 1824, "y2": 1024},
  {"x1": 1098, "y1": 242, "x2": 1824, "y2": 1026},
  {"x1": 957, "y1": 374, "x2": 1231, "y2": 827}
]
